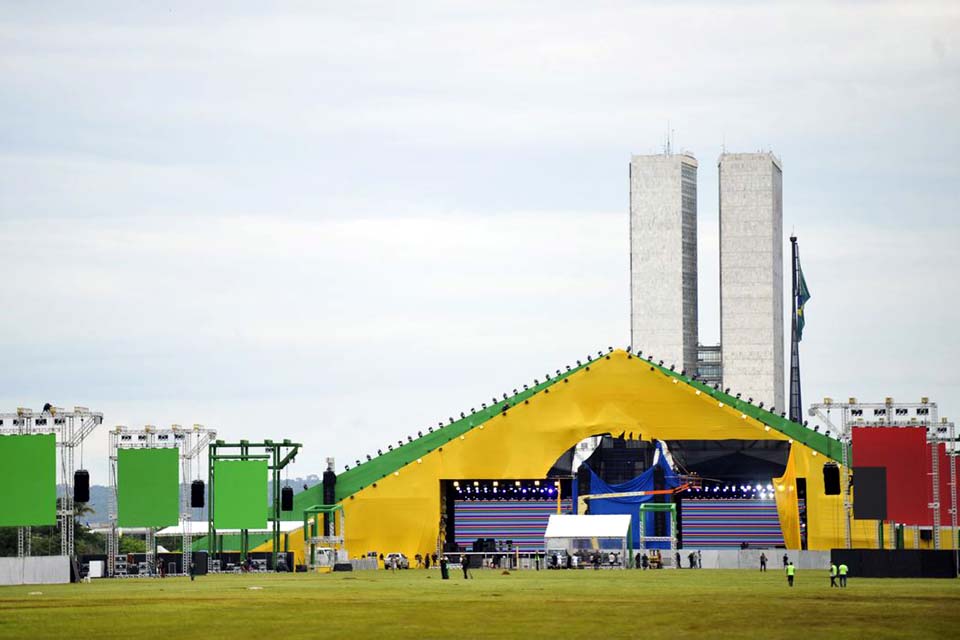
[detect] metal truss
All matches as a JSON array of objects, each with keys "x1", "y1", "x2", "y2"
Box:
[
  {"x1": 106, "y1": 424, "x2": 216, "y2": 577},
  {"x1": 0, "y1": 406, "x2": 102, "y2": 559},
  {"x1": 809, "y1": 397, "x2": 956, "y2": 553}
]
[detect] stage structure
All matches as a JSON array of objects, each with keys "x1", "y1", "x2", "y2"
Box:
[
  {"x1": 302, "y1": 503, "x2": 345, "y2": 570},
  {"x1": 107, "y1": 424, "x2": 216, "y2": 577},
  {"x1": 207, "y1": 439, "x2": 301, "y2": 568},
  {"x1": 809, "y1": 397, "x2": 957, "y2": 553},
  {"x1": 0, "y1": 406, "x2": 102, "y2": 558}
]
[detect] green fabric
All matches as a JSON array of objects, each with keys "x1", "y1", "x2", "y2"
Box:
[
  {"x1": 118, "y1": 448, "x2": 180, "y2": 527},
  {"x1": 797, "y1": 262, "x2": 811, "y2": 340},
  {"x1": 838, "y1": 564, "x2": 848, "y2": 575},
  {"x1": 214, "y1": 460, "x2": 268, "y2": 529},
  {"x1": 0, "y1": 434, "x2": 56, "y2": 526}
]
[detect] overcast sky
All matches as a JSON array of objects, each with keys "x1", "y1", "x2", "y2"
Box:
[{"x1": 2, "y1": 1, "x2": 958, "y2": 484}]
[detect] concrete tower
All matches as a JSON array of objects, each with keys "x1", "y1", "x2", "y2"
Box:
[
  {"x1": 718, "y1": 152, "x2": 784, "y2": 411},
  {"x1": 629, "y1": 153, "x2": 699, "y2": 374}
]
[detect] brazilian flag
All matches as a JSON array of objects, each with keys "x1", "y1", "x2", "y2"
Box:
[{"x1": 796, "y1": 264, "x2": 811, "y2": 341}]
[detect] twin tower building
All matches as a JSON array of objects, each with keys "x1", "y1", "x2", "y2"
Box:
[{"x1": 629, "y1": 151, "x2": 784, "y2": 412}]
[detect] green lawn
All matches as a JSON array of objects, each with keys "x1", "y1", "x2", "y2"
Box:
[{"x1": 1, "y1": 569, "x2": 958, "y2": 639}]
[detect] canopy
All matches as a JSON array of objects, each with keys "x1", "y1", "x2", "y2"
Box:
[
  {"x1": 544, "y1": 514, "x2": 631, "y2": 539},
  {"x1": 157, "y1": 520, "x2": 302, "y2": 536}
]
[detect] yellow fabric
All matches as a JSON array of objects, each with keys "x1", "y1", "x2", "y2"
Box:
[
  {"x1": 342, "y1": 350, "x2": 788, "y2": 559},
  {"x1": 772, "y1": 447, "x2": 801, "y2": 549},
  {"x1": 250, "y1": 530, "x2": 306, "y2": 566},
  {"x1": 774, "y1": 443, "x2": 880, "y2": 550}
]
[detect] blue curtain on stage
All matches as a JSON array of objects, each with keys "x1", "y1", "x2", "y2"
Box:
[{"x1": 585, "y1": 441, "x2": 680, "y2": 549}]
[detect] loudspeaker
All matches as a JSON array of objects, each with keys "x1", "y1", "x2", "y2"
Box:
[
  {"x1": 920, "y1": 529, "x2": 933, "y2": 542},
  {"x1": 191, "y1": 480, "x2": 205, "y2": 508},
  {"x1": 823, "y1": 463, "x2": 841, "y2": 495},
  {"x1": 74, "y1": 470, "x2": 90, "y2": 503},
  {"x1": 281, "y1": 486, "x2": 294, "y2": 511}
]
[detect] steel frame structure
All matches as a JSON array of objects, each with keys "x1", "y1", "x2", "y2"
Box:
[
  {"x1": 0, "y1": 406, "x2": 102, "y2": 559},
  {"x1": 106, "y1": 424, "x2": 216, "y2": 577},
  {"x1": 809, "y1": 398, "x2": 957, "y2": 556},
  {"x1": 207, "y1": 439, "x2": 301, "y2": 569},
  {"x1": 302, "y1": 503, "x2": 345, "y2": 569}
]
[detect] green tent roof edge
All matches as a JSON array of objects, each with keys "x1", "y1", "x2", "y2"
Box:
[{"x1": 193, "y1": 348, "x2": 844, "y2": 550}]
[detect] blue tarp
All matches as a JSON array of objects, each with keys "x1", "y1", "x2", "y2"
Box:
[{"x1": 585, "y1": 441, "x2": 680, "y2": 549}]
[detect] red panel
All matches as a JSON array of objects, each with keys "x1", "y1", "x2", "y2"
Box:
[{"x1": 852, "y1": 427, "x2": 929, "y2": 525}]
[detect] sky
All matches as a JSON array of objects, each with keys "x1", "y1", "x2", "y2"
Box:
[{"x1": 1, "y1": 1, "x2": 958, "y2": 485}]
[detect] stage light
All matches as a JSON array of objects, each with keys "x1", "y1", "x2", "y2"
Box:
[
  {"x1": 473, "y1": 481, "x2": 479, "y2": 486},
  {"x1": 545, "y1": 373, "x2": 551, "y2": 380},
  {"x1": 780, "y1": 412, "x2": 786, "y2": 418},
  {"x1": 813, "y1": 426, "x2": 819, "y2": 432},
  {"x1": 747, "y1": 397, "x2": 753, "y2": 404},
  {"x1": 736, "y1": 393, "x2": 741, "y2": 399},
  {"x1": 565, "y1": 366, "x2": 570, "y2": 373},
  {"x1": 770, "y1": 406, "x2": 776, "y2": 413},
  {"x1": 681, "y1": 370, "x2": 686, "y2": 376},
  {"x1": 669, "y1": 364, "x2": 675, "y2": 371},
  {"x1": 492, "y1": 397, "x2": 497, "y2": 404},
  {"x1": 658, "y1": 360, "x2": 664, "y2": 366},
  {"x1": 534, "y1": 480, "x2": 540, "y2": 486},
  {"x1": 345, "y1": 465, "x2": 350, "y2": 470},
  {"x1": 482, "y1": 403, "x2": 487, "y2": 410},
  {"x1": 523, "y1": 385, "x2": 528, "y2": 391},
  {"x1": 453, "y1": 481, "x2": 459, "y2": 487},
  {"x1": 388, "y1": 445, "x2": 393, "y2": 451},
  {"x1": 428, "y1": 427, "x2": 433, "y2": 433},
  {"x1": 515, "y1": 481, "x2": 521, "y2": 486},
  {"x1": 724, "y1": 388, "x2": 730, "y2": 394},
  {"x1": 417, "y1": 431, "x2": 422, "y2": 437},
  {"x1": 534, "y1": 379, "x2": 539, "y2": 385},
  {"x1": 438, "y1": 421, "x2": 444, "y2": 427},
  {"x1": 502, "y1": 393, "x2": 508, "y2": 400},
  {"x1": 825, "y1": 430, "x2": 831, "y2": 437},
  {"x1": 575, "y1": 360, "x2": 581, "y2": 367},
  {"x1": 513, "y1": 389, "x2": 517, "y2": 395},
  {"x1": 758, "y1": 402, "x2": 764, "y2": 409},
  {"x1": 366, "y1": 454, "x2": 372, "y2": 461},
  {"x1": 355, "y1": 459, "x2": 361, "y2": 466}
]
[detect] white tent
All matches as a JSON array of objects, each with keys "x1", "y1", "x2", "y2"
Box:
[
  {"x1": 543, "y1": 514, "x2": 631, "y2": 568},
  {"x1": 156, "y1": 520, "x2": 303, "y2": 536}
]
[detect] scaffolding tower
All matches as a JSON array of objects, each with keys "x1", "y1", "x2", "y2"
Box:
[
  {"x1": 0, "y1": 406, "x2": 102, "y2": 559},
  {"x1": 106, "y1": 424, "x2": 216, "y2": 577}
]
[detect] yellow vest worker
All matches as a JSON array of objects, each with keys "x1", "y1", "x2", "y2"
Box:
[
  {"x1": 838, "y1": 563, "x2": 849, "y2": 587},
  {"x1": 786, "y1": 562, "x2": 796, "y2": 587},
  {"x1": 830, "y1": 563, "x2": 838, "y2": 588}
]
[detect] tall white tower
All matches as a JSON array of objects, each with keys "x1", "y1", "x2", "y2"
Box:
[
  {"x1": 718, "y1": 152, "x2": 784, "y2": 411},
  {"x1": 629, "y1": 153, "x2": 699, "y2": 374}
]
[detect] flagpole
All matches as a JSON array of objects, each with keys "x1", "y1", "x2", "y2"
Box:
[{"x1": 789, "y1": 235, "x2": 802, "y2": 424}]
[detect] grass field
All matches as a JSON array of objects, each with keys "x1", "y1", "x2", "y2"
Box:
[{"x1": 1, "y1": 568, "x2": 958, "y2": 639}]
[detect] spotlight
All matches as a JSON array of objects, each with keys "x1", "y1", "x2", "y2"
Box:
[
  {"x1": 747, "y1": 397, "x2": 753, "y2": 404},
  {"x1": 388, "y1": 445, "x2": 393, "y2": 451},
  {"x1": 513, "y1": 389, "x2": 517, "y2": 395},
  {"x1": 503, "y1": 393, "x2": 508, "y2": 400},
  {"x1": 366, "y1": 454, "x2": 372, "y2": 461},
  {"x1": 608, "y1": 346, "x2": 613, "y2": 353},
  {"x1": 377, "y1": 449, "x2": 383, "y2": 455},
  {"x1": 545, "y1": 373, "x2": 551, "y2": 380},
  {"x1": 724, "y1": 388, "x2": 730, "y2": 394},
  {"x1": 813, "y1": 426, "x2": 819, "y2": 432},
  {"x1": 669, "y1": 364, "x2": 675, "y2": 371},
  {"x1": 438, "y1": 421, "x2": 443, "y2": 427},
  {"x1": 758, "y1": 402, "x2": 764, "y2": 409},
  {"x1": 637, "y1": 350, "x2": 643, "y2": 356},
  {"x1": 565, "y1": 366, "x2": 571, "y2": 372},
  {"x1": 770, "y1": 406, "x2": 776, "y2": 413},
  {"x1": 780, "y1": 411, "x2": 786, "y2": 418},
  {"x1": 627, "y1": 345, "x2": 632, "y2": 352},
  {"x1": 803, "y1": 420, "x2": 808, "y2": 427},
  {"x1": 658, "y1": 360, "x2": 664, "y2": 366},
  {"x1": 736, "y1": 393, "x2": 741, "y2": 399},
  {"x1": 492, "y1": 397, "x2": 497, "y2": 404},
  {"x1": 681, "y1": 369, "x2": 686, "y2": 376},
  {"x1": 482, "y1": 403, "x2": 487, "y2": 410},
  {"x1": 345, "y1": 465, "x2": 350, "y2": 470},
  {"x1": 398, "y1": 440, "x2": 403, "y2": 447},
  {"x1": 534, "y1": 379, "x2": 539, "y2": 385},
  {"x1": 471, "y1": 408, "x2": 475, "y2": 413},
  {"x1": 428, "y1": 427, "x2": 433, "y2": 433},
  {"x1": 418, "y1": 431, "x2": 422, "y2": 437},
  {"x1": 460, "y1": 412, "x2": 465, "y2": 419},
  {"x1": 356, "y1": 459, "x2": 361, "y2": 465},
  {"x1": 407, "y1": 436, "x2": 413, "y2": 443},
  {"x1": 523, "y1": 384, "x2": 528, "y2": 391},
  {"x1": 825, "y1": 430, "x2": 831, "y2": 437},
  {"x1": 576, "y1": 360, "x2": 582, "y2": 366}
]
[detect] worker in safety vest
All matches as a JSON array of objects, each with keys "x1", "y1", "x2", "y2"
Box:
[
  {"x1": 838, "y1": 562, "x2": 848, "y2": 587},
  {"x1": 785, "y1": 561, "x2": 796, "y2": 587},
  {"x1": 830, "y1": 562, "x2": 838, "y2": 588}
]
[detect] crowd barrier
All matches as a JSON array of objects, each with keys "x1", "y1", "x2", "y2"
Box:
[{"x1": 0, "y1": 556, "x2": 71, "y2": 586}]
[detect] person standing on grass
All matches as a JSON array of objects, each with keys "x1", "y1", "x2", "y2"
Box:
[
  {"x1": 830, "y1": 562, "x2": 838, "y2": 587},
  {"x1": 760, "y1": 553, "x2": 767, "y2": 572},
  {"x1": 189, "y1": 561, "x2": 195, "y2": 582},
  {"x1": 783, "y1": 553, "x2": 789, "y2": 569},
  {"x1": 838, "y1": 562, "x2": 848, "y2": 587},
  {"x1": 641, "y1": 553, "x2": 649, "y2": 570},
  {"x1": 460, "y1": 553, "x2": 470, "y2": 579},
  {"x1": 786, "y1": 561, "x2": 796, "y2": 587}
]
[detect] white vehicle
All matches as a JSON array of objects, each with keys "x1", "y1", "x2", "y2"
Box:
[{"x1": 384, "y1": 553, "x2": 409, "y2": 569}]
